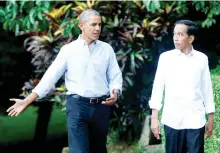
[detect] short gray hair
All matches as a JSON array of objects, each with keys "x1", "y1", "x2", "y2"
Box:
[{"x1": 79, "y1": 9, "x2": 100, "y2": 23}]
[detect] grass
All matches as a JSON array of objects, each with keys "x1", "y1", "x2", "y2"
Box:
[
  {"x1": 107, "y1": 130, "x2": 146, "y2": 153},
  {"x1": 107, "y1": 142, "x2": 145, "y2": 153},
  {"x1": 0, "y1": 106, "x2": 38, "y2": 142},
  {"x1": 0, "y1": 105, "x2": 67, "y2": 143}
]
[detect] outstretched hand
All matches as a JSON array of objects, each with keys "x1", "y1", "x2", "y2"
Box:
[{"x1": 6, "y1": 98, "x2": 28, "y2": 116}]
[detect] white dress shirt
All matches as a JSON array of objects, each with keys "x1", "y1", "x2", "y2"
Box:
[
  {"x1": 32, "y1": 35, "x2": 123, "y2": 98},
  {"x1": 149, "y1": 48, "x2": 215, "y2": 129}
]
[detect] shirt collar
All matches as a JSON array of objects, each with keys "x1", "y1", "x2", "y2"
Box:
[
  {"x1": 77, "y1": 35, "x2": 97, "y2": 46},
  {"x1": 176, "y1": 46, "x2": 194, "y2": 57}
]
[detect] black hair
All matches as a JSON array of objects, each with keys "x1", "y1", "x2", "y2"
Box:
[{"x1": 174, "y1": 20, "x2": 198, "y2": 37}]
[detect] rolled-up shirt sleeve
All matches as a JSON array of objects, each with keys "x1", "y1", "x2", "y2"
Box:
[
  {"x1": 201, "y1": 57, "x2": 215, "y2": 114},
  {"x1": 106, "y1": 46, "x2": 123, "y2": 94},
  {"x1": 32, "y1": 46, "x2": 67, "y2": 99},
  {"x1": 149, "y1": 54, "x2": 166, "y2": 110}
]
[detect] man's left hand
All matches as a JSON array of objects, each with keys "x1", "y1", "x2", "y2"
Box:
[
  {"x1": 102, "y1": 89, "x2": 118, "y2": 105},
  {"x1": 205, "y1": 119, "x2": 214, "y2": 139}
]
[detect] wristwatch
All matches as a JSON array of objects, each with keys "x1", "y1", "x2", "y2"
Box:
[{"x1": 113, "y1": 90, "x2": 120, "y2": 100}]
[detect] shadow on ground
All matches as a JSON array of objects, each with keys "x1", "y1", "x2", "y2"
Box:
[
  {"x1": 0, "y1": 102, "x2": 68, "y2": 153},
  {"x1": 0, "y1": 135, "x2": 68, "y2": 153}
]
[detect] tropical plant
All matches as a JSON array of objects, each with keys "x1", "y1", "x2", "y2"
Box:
[{"x1": 0, "y1": 0, "x2": 219, "y2": 142}]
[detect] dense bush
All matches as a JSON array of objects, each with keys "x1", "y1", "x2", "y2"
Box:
[{"x1": 204, "y1": 68, "x2": 220, "y2": 153}]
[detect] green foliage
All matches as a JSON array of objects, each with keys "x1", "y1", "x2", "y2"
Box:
[
  {"x1": 142, "y1": 0, "x2": 160, "y2": 13},
  {"x1": 211, "y1": 65, "x2": 220, "y2": 76},
  {"x1": 0, "y1": 1, "x2": 52, "y2": 35},
  {"x1": 1, "y1": 0, "x2": 220, "y2": 143},
  {"x1": 205, "y1": 72, "x2": 220, "y2": 153},
  {"x1": 1, "y1": 0, "x2": 219, "y2": 91},
  {"x1": 192, "y1": 1, "x2": 220, "y2": 28}
]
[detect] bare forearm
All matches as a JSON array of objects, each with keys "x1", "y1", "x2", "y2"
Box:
[
  {"x1": 24, "y1": 92, "x2": 39, "y2": 105},
  {"x1": 152, "y1": 109, "x2": 159, "y2": 118},
  {"x1": 208, "y1": 113, "x2": 214, "y2": 121}
]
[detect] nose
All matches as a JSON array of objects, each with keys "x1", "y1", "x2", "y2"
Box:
[
  {"x1": 173, "y1": 34, "x2": 178, "y2": 42},
  {"x1": 95, "y1": 24, "x2": 101, "y2": 31}
]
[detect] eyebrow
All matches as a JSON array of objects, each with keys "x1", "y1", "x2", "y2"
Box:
[
  {"x1": 173, "y1": 31, "x2": 184, "y2": 34},
  {"x1": 90, "y1": 22, "x2": 101, "y2": 25}
]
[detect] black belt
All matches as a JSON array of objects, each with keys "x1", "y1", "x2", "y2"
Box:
[{"x1": 70, "y1": 94, "x2": 108, "y2": 104}]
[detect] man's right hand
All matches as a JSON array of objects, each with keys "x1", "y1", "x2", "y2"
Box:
[
  {"x1": 6, "y1": 99, "x2": 28, "y2": 116},
  {"x1": 151, "y1": 117, "x2": 160, "y2": 139}
]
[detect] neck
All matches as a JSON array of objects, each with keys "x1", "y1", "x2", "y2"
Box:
[
  {"x1": 81, "y1": 34, "x2": 94, "y2": 46},
  {"x1": 181, "y1": 45, "x2": 192, "y2": 55}
]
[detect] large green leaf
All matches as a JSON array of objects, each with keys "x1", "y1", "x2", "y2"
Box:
[
  {"x1": 125, "y1": 75, "x2": 133, "y2": 87},
  {"x1": 19, "y1": 0, "x2": 26, "y2": 13},
  {"x1": 64, "y1": 23, "x2": 72, "y2": 37},
  {"x1": 0, "y1": 8, "x2": 5, "y2": 22},
  {"x1": 114, "y1": 15, "x2": 119, "y2": 27},
  {"x1": 6, "y1": 1, "x2": 18, "y2": 20},
  {"x1": 143, "y1": 0, "x2": 160, "y2": 13},
  {"x1": 130, "y1": 51, "x2": 136, "y2": 72},
  {"x1": 45, "y1": 1, "x2": 51, "y2": 9},
  {"x1": 37, "y1": 8, "x2": 43, "y2": 20},
  {"x1": 0, "y1": 7, "x2": 5, "y2": 17},
  {"x1": 135, "y1": 52, "x2": 144, "y2": 62},
  {"x1": 29, "y1": 8, "x2": 37, "y2": 24},
  {"x1": 15, "y1": 23, "x2": 20, "y2": 36},
  {"x1": 3, "y1": 20, "x2": 9, "y2": 30}
]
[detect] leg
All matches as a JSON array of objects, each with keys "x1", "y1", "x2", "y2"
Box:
[
  {"x1": 89, "y1": 104, "x2": 111, "y2": 153},
  {"x1": 164, "y1": 125, "x2": 187, "y2": 153},
  {"x1": 186, "y1": 126, "x2": 205, "y2": 153},
  {"x1": 66, "y1": 96, "x2": 91, "y2": 153}
]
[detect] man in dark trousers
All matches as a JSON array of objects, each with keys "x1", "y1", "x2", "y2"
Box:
[
  {"x1": 6, "y1": 9, "x2": 123, "y2": 153},
  {"x1": 149, "y1": 20, "x2": 215, "y2": 153}
]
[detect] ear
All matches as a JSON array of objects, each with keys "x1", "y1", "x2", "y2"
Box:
[
  {"x1": 189, "y1": 35, "x2": 195, "y2": 44},
  {"x1": 78, "y1": 22, "x2": 83, "y2": 31}
]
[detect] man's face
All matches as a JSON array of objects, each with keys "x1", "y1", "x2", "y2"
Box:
[
  {"x1": 173, "y1": 24, "x2": 192, "y2": 51},
  {"x1": 79, "y1": 15, "x2": 101, "y2": 41}
]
